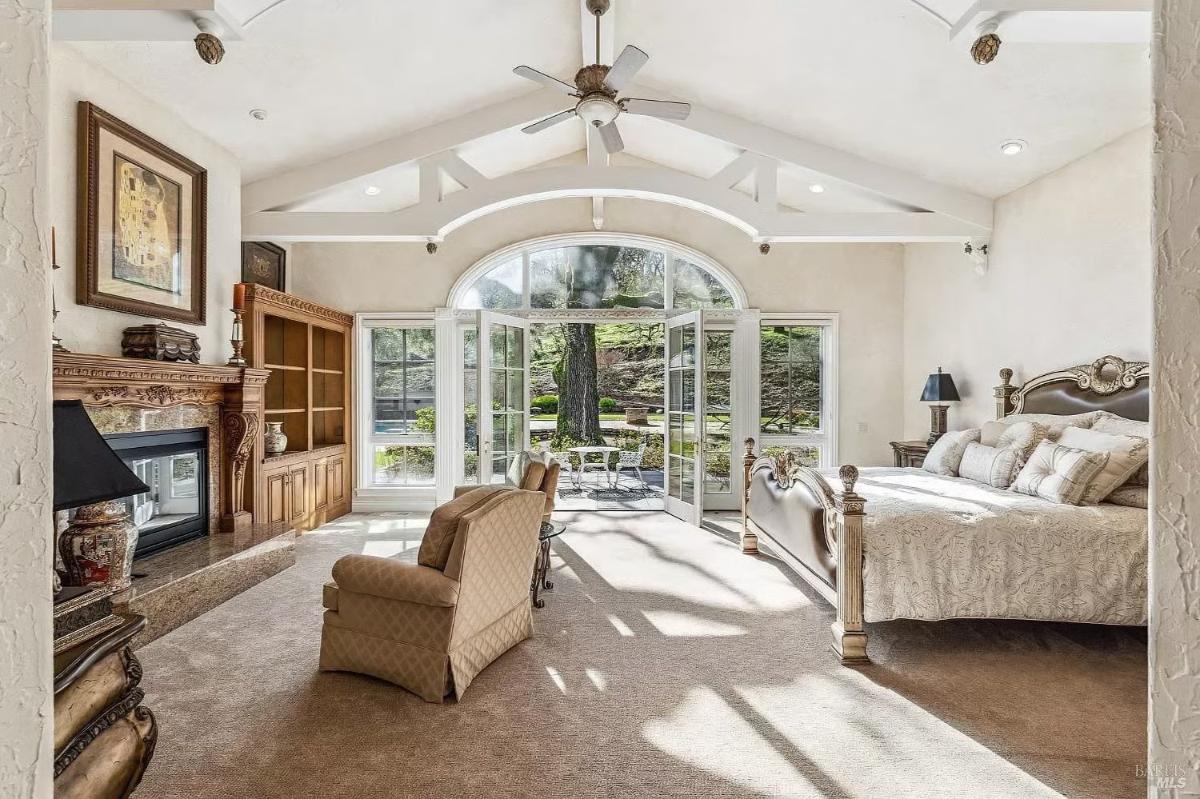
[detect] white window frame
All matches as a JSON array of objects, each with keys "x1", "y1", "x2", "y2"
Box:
[
  {"x1": 353, "y1": 312, "x2": 440, "y2": 512},
  {"x1": 756, "y1": 313, "x2": 839, "y2": 468}
]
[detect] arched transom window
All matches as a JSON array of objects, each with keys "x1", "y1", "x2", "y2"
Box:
[{"x1": 450, "y1": 235, "x2": 745, "y2": 312}]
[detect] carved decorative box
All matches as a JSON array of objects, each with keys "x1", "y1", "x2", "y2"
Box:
[{"x1": 122, "y1": 323, "x2": 201, "y2": 363}]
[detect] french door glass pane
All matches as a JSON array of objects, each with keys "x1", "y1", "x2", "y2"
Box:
[
  {"x1": 705, "y1": 331, "x2": 731, "y2": 368},
  {"x1": 507, "y1": 370, "x2": 524, "y2": 411},
  {"x1": 490, "y1": 328, "x2": 507, "y2": 368},
  {"x1": 490, "y1": 370, "x2": 505, "y2": 410}
]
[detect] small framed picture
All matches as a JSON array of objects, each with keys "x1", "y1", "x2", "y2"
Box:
[
  {"x1": 241, "y1": 241, "x2": 286, "y2": 292},
  {"x1": 77, "y1": 102, "x2": 207, "y2": 324}
]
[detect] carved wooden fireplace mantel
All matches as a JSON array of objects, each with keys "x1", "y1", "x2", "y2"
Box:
[{"x1": 53, "y1": 352, "x2": 270, "y2": 532}]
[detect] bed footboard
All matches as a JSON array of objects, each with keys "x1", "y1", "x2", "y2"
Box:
[{"x1": 741, "y1": 439, "x2": 869, "y2": 663}]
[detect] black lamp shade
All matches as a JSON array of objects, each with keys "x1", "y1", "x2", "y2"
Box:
[
  {"x1": 53, "y1": 400, "x2": 149, "y2": 511},
  {"x1": 920, "y1": 369, "x2": 960, "y2": 403}
]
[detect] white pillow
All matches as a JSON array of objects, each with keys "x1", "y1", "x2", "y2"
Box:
[
  {"x1": 958, "y1": 442, "x2": 1021, "y2": 489},
  {"x1": 979, "y1": 420, "x2": 1049, "y2": 460},
  {"x1": 1091, "y1": 413, "x2": 1150, "y2": 487},
  {"x1": 922, "y1": 429, "x2": 981, "y2": 476},
  {"x1": 1056, "y1": 426, "x2": 1149, "y2": 505},
  {"x1": 1012, "y1": 440, "x2": 1110, "y2": 506}
]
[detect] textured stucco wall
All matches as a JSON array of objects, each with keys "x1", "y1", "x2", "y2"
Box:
[
  {"x1": 48, "y1": 43, "x2": 242, "y2": 362},
  {"x1": 1150, "y1": 2, "x2": 1200, "y2": 795},
  {"x1": 902, "y1": 128, "x2": 1152, "y2": 437},
  {"x1": 292, "y1": 197, "x2": 906, "y2": 466},
  {"x1": 0, "y1": 1, "x2": 55, "y2": 796}
]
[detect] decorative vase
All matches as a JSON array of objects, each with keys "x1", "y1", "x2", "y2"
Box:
[
  {"x1": 264, "y1": 421, "x2": 288, "y2": 455},
  {"x1": 59, "y1": 500, "x2": 138, "y2": 592}
]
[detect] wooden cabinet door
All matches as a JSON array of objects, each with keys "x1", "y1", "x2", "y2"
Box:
[
  {"x1": 265, "y1": 468, "x2": 288, "y2": 525},
  {"x1": 328, "y1": 456, "x2": 345, "y2": 504},
  {"x1": 313, "y1": 457, "x2": 328, "y2": 511},
  {"x1": 288, "y1": 465, "x2": 308, "y2": 524}
]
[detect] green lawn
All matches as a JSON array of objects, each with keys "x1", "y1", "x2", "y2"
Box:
[{"x1": 531, "y1": 413, "x2": 665, "y2": 422}]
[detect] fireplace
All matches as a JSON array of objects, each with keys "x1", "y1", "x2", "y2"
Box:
[{"x1": 106, "y1": 427, "x2": 209, "y2": 557}]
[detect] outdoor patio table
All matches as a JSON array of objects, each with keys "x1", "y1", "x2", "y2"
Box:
[{"x1": 569, "y1": 445, "x2": 620, "y2": 488}]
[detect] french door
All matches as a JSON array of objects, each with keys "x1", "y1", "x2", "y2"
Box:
[
  {"x1": 664, "y1": 311, "x2": 704, "y2": 524},
  {"x1": 476, "y1": 311, "x2": 530, "y2": 485}
]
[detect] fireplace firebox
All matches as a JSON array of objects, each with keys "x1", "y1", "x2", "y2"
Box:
[{"x1": 105, "y1": 428, "x2": 209, "y2": 557}]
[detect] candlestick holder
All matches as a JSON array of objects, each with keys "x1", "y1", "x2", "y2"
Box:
[{"x1": 227, "y1": 308, "x2": 247, "y2": 367}]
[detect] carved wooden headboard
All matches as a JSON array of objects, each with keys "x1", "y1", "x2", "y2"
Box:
[{"x1": 995, "y1": 355, "x2": 1150, "y2": 422}]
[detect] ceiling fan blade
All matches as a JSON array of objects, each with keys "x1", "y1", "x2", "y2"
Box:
[
  {"x1": 603, "y1": 45, "x2": 649, "y2": 92},
  {"x1": 622, "y1": 98, "x2": 691, "y2": 121},
  {"x1": 598, "y1": 121, "x2": 624, "y2": 155},
  {"x1": 521, "y1": 109, "x2": 577, "y2": 135},
  {"x1": 513, "y1": 65, "x2": 578, "y2": 95}
]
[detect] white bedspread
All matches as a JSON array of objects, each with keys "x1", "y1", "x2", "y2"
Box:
[{"x1": 819, "y1": 467, "x2": 1148, "y2": 625}]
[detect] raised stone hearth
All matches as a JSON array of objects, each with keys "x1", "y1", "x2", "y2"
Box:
[{"x1": 119, "y1": 525, "x2": 296, "y2": 648}]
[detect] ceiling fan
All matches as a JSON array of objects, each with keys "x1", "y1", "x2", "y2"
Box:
[{"x1": 512, "y1": 0, "x2": 691, "y2": 155}]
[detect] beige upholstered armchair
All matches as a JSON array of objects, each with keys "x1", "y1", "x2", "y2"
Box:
[
  {"x1": 455, "y1": 451, "x2": 561, "y2": 522},
  {"x1": 319, "y1": 487, "x2": 545, "y2": 702}
]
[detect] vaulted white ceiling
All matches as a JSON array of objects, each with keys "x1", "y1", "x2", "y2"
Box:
[{"x1": 65, "y1": 0, "x2": 1150, "y2": 231}]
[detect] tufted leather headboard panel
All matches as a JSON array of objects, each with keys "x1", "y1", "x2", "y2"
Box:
[{"x1": 1002, "y1": 356, "x2": 1150, "y2": 422}]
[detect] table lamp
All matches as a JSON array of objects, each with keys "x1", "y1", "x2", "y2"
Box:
[
  {"x1": 54, "y1": 400, "x2": 150, "y2": 594},
  {"x1": 920, "y1": 367, "x2": 960, "y2": 447}
]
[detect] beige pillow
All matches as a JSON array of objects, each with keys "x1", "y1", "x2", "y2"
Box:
[
  {"x1": 1091, "y1": 413, "x2": 1150, "y2": 487},
  {"x1": 922, "y1": 428, "x2": 981, "y2": 476},
  {"x1": 1012, "y1": 440, "x2": 1110, "y2": 505},
  {"x1": 418, "y1": 485, "x2": 509, "y2": 571},
  {"x1": 980, "y1": 420, "x2": 1049, "y2": 460},
  {"x1": 997, "y1": 411, "x2": 1103, "y2": 439},
  {"x1": 1056, "y1": 426, "x2": 1149, "y2": 505},
  {"x1": 958, "y1": 442, "x2": 1021, "y2": 489},
  {"x1": 1106, "y1": 485, "x2": 1148, "y2": 509}
]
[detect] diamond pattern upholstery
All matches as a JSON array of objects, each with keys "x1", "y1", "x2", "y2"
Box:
[{"x1": 319, "y1": 489, "x2": 545, "y2": 702}]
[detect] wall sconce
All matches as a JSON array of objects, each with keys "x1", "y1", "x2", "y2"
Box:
[
  {"x1": 426, "y1": 241, "x2": 438, "y2": 255},
  {"x1": 964, "y1": 239, "x2": 990, "y2": 276},
  {"x1": 758, "y1": 242, "x2": 771, "y2": 255},
  {"x1": 194, "y1": 18, "x2": 225, "y2": 65}
]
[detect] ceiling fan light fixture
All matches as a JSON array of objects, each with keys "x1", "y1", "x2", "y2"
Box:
[{"x1": 576, "y1": 96, "x2": 620, "y2": 128}]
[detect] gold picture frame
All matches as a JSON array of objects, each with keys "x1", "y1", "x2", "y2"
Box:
[{"x1": 77, "y1": 101, "x2": 207, "y2": 325}]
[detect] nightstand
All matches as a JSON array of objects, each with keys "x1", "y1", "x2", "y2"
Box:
[{"x1": 890, "y1": 440, "x2": 930, "y2": 468}]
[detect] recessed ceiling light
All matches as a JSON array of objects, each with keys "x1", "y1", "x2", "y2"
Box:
[
  {"x1": 808, "y1": 184, "x2": 826, "y2": 193},
  {"x1": 249, "y1": 108, "x2": 267, "y2": 121},
  {"x1": 1000, "y1": 139, "x2": 1028, "y2": 156},
  {"x1": 364, "y1": 186, "x2": 382, "y2": 196}
]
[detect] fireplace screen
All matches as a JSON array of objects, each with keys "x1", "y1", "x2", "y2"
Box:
[{"x1": 105, "y1": 427, "x2": 209, "y2": 557}]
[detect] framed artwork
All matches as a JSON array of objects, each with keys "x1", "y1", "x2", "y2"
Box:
[
  {"x1": 77, "y1": 101, "x2": 207, "y2": 325},
  {"x1": 241, "y1": 241, "x2": 286, "y2": 291}
]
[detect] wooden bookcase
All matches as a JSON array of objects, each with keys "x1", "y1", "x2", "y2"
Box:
[{"x1": 244, "y1": 285, "x2": 353, "y2": 532}]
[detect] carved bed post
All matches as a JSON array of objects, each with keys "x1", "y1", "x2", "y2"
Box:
[
  {"x1": 995, "y1": 367, "x2": 1016, "y2": 419},
  {"x1": 741, "y1": 437, "x2": 758, "y2": 555},
  {"x1": 830, "y1": 465, "x2": 868, "y2": 663}
]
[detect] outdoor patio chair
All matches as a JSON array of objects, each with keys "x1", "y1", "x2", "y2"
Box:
[
  {"x1": 614, "y1": 442, "x2": 647, "y2": 489},
  {"x1": 550, "y1": 452, "x2": 580, "y2": 489}
]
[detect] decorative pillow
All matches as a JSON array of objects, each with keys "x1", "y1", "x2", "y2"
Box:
[
  {"x1": 958, "y1": 442, "x2": 1022, "y2": 489},
  {"x1": 1106, "y1": 485, "x2": 1148, "y2": 509},
  {"x1": 1092, "y1": 413, "x2": 1150, "y2": 486},
  {"x1": 1011, "y1": 440, "x2": 1110, "y2": 506},
  {"x1": 995, "y1": 411, "x2": 1103, "y2": 439},
  {"x1": 1056, "y1": 426, "x2": 1150, "y2": 505},
  {"x1": 922, "y1": 428, "x2": 981, "y2": 476},
  {"x1": 418, "y1": 486, "x2": 509, "y2": 571},
  {"x1": 979, "y1": 420, "x2": 1049, "y2": 460}
]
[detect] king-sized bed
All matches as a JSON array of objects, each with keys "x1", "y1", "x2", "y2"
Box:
[{"x1": 740, "y1": 355, "x2": 1150, "y2": 663}]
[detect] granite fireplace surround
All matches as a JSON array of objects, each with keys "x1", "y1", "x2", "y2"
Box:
[{"x1": 53, "y1": 352, "x2": 296, "y2": 646}]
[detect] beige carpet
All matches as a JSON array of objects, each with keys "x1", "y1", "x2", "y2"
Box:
[{"x1": 134, "y1": 511, "x2": 1146, "y2": 798}]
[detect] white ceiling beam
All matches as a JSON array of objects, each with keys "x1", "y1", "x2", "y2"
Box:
[
  {"x1": 580, "y1": 0, "x2": 615, "y2": 66},
  {"x1": 626, "y1": 83, "x2": 993, "y2": 232},
  {"x1": 242, "y1": 88, "x2": 570, "y2": 214},
  {"x1": 244, "y1": 164, "x2": 981, "y2": 243},
  {"x1": 755, "y1": 159, "x2": 778, "y2": 210},
  {"x1": 949, "y1": 0, "x2": 1151, "y2": 43},
  {"x1": 709, "y1": 152, "x2": 759, "y2": 189},
  {"x1": 53, "y1": 0, "x2": 246, "y2": 41}
]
